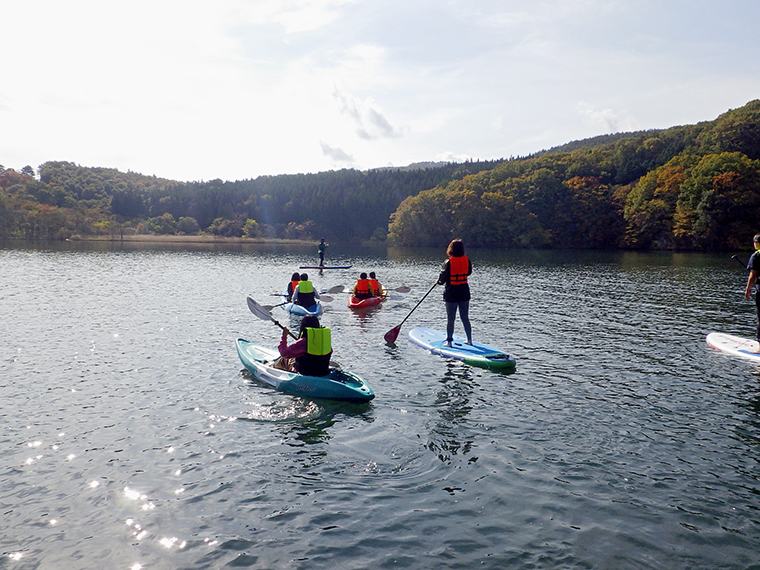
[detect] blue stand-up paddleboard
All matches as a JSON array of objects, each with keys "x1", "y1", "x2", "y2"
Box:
[
  {"x1": 706, "y1": 332, "x2": 760, "y2": 362},
  {"x1": 408, "y1": 327, "x2": 516, "y2": 371},
  {"x1": 236, "y1": 339, "x2": 374, "y2": 402}
]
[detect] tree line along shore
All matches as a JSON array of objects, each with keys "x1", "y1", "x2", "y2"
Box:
[{"x1": 2, "y1": 100, "x2": 760, "y2": 251}]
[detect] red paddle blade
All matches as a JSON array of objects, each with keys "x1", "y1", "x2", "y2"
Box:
[{"x1": 384, "y1": 325, "x2": 401, "y2": 344}]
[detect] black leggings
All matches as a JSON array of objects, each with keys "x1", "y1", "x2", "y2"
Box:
[
  {"x1": 446, "y1": 300, "x2": 472, "y2": 342},
  {"x1": 755, "y1": 293, "x2": 760, "y2": 340}
]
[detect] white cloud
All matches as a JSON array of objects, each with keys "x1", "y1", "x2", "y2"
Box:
[
  {"x1": 1, "y1": 0, "x2": 760, "y2": 180},
  {"x1": 333, "y1": 88, "x2": 401, "y2": 140},
  {"x1": 319, "y1": 142, "x2": 354, "y2": 166},
  {"x1": 577, "y1": 102, "x2": 639, "y2": 134}
]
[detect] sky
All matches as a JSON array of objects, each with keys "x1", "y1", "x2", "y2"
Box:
[{"x1": 2, "y1": 0, "x2": 760, "y2": 182}]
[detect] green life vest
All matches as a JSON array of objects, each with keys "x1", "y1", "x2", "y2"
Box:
[
  {"x1": 298, "y1": 280, "x2": 314, "y2": 294},
  {"x1": 305, "y1": 327, "x2": 331, "y2": 355},
  {"x1": 296, "y1": 327, "x2": 332, "y2": 376}
]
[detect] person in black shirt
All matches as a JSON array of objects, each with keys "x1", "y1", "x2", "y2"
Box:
[{"x1": 743, "y1": 233, "x2": 760, "y2": 351}]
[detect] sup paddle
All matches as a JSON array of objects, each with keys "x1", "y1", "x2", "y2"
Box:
[
  {"x1": 732, "y1": 254, "x2": 749, "y2": 270},
  {"x1": 383, "y1": 282, "x2": 437, "y2": 344},
  {"x1": 247, "y1": 296, "x2": 297, "y2": 339}
]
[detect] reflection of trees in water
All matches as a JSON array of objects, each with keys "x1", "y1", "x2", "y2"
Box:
[{"x1": 426, "y1": 365, "x2": 477, "y2": 464}]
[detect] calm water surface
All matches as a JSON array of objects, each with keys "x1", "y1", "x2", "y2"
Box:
[{"x1": 1, "y1": 241, "x2": 759, "y2": 569}]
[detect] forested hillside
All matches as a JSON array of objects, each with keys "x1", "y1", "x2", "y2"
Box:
[
  {"x1": 388, "y1": 100, "x2": 760, "y2": 250},
  {"x1": 2, "y1": 100, "x2": 759, "y2": 250},
  {"x1": 0, "y1": 158, "x2": 502, "y2": 242}
]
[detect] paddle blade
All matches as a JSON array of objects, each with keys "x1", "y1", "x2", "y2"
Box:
[
  {"x1": 326, "y1": 285, "x2": 345, "y2": 294},
  {"x1": 247, "y1": 296, "x2": 273, "y2": 321},
  {"x1": 320, "y1": 295, "x2": 333, "y2": 302},
  {"x1": 394, "y1": 286, "x2": 411, "y2": 293},
  {"x1": 384, "y1": 325, "x2": 402, "y2": 344}
]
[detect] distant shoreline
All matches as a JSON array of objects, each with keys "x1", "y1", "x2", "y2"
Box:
[
  {"x1": 66, "y1": 234, "x2": 386, "y2": 247},
  {"x1": 69, "y1": 234, "x2": 316, "y2": 245}
]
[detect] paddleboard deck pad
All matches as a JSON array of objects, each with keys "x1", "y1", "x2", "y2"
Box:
[
  {"x1": 706, "y1": 332, "x2": 760, "y2": 362},
  {"x1": 299, "y1": 265, "x2": 352, "y2": 270},
  {"x1": 408, "y1": 327, "x2": 516, "y2": 371}
]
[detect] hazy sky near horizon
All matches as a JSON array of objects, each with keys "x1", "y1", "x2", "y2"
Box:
[{"x1": 2, "y1": 0, "x2": 759, "y2": 182}]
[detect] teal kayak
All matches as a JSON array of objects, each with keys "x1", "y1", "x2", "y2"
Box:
[
  {"x1": 408, "y1": 327, "x2": 516, "y2": 371},
  {"x1": 236, "y1": 338, "x2": 375, "y2": 402}
]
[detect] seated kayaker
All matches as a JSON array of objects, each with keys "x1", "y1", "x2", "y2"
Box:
[
  {"x1": 285, "y1": 271, "x2": 300, "y2": 302},
  {"x1": 352, "y1": 272, "x2": 376, "y2": 300},
  {"x1": 272, "y1": 315, "x2": 333, "y2": 376},
  {"x1": 369, "y1": 271, "x2": 383, "y2": 297},
  {"x1": 292, "y1": 273, "x2": 320, "y2": 307}
]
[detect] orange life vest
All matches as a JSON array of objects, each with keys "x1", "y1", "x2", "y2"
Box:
[
  {"x1": 449, "y1": 256, "x2": 469, "y2": 285},
  {"x1": 355, "y1": 279, "x2": 372, "y2": 295},
  {"x1": 369, "y1": 279, "x2": 380, "y2": 295}
]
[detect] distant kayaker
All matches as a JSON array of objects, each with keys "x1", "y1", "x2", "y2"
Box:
[
  {"x1": 744, "y1": 233, "x2": 760, "y2": 351},
  {"x1": 273, "y1": 315, "x2": 333, "y2": 376},
  {"x1": 437, "y1": 238, "x2": 472, "y2": 347},
  {"x1": 353, "y1": 272, "x2": 376, "y2": 300},
  {"x1": 285, "y1": 271, "x2": 300, "y2": 302},
  {"x1": 369, "y1": 272, "x2": 383, "y2": 297},
  {"x1": 318, "y1": 239, "x2": 328, "y2": 266},
  {"x1": 292, "y1": 273, "x2": 320, "y2": 307}
]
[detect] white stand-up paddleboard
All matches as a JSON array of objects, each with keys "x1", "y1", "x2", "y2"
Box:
[{"x1": 706, "y1": 332, "x2": 760, "y2": 362}]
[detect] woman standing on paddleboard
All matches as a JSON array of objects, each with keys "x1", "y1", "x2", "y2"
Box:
[{"x1": 438, "y1": 239, "x2": 473, "y2": 347}]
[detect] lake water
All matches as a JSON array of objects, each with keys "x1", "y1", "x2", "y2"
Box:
[{"x1": 1, "y1": 240, "x2": 759, "y2": 570}]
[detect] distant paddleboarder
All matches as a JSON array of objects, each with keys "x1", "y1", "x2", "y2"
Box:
[{"x1": 318, "y1": 239, "x2": 328, "y2": 266}]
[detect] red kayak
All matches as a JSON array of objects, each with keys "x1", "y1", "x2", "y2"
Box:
[{"x1": 348, "y1": 291, "x2": 386, "y2": 309}]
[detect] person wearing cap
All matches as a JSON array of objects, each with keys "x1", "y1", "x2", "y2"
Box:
[{"x1": 744, "y1": 233, "x2": 760, "y2": 351}]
